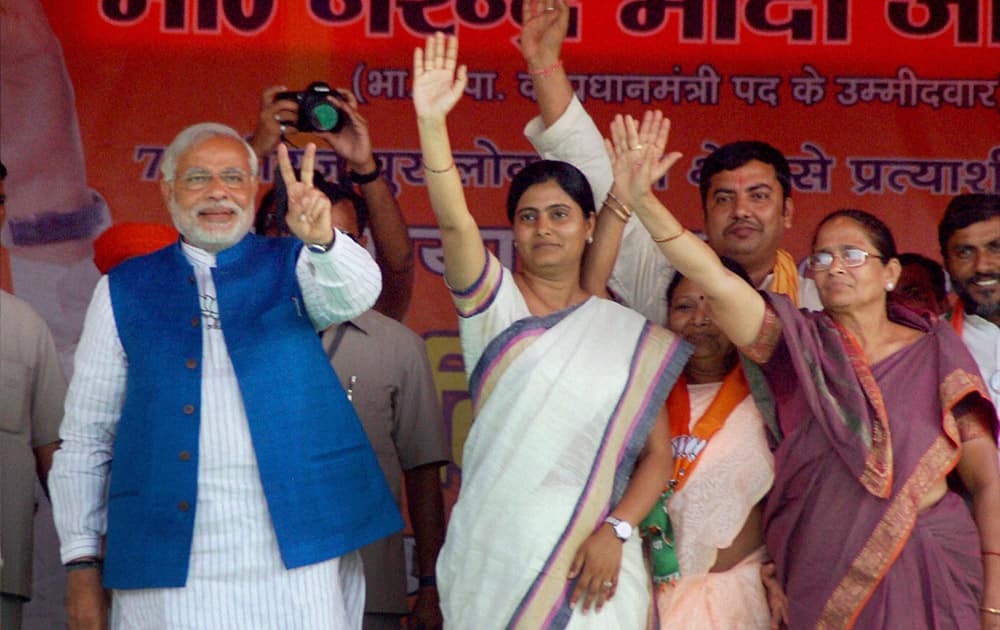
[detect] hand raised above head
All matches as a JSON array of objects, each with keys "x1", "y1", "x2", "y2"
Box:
[
  {"x1": 277, "y1": 142, "x2": 334, "y2": 246},
  {"x1": 520, "y1": 0, "x2": 569, "y2": 67},
  {"x1": 412, "y1": 32, "x2": 468, "y2": 122},
  {"x1": 604, "y1": 111, "x2": 683, "y2": 211}
]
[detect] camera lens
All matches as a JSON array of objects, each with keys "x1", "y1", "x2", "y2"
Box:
[{"x1": 308, "y1": 102, "x2": 342, "y2": 132}]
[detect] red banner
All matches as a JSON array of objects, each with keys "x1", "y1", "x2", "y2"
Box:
[{"x1": 18, "y1": 0, "x2": 1000, "y2": 484}]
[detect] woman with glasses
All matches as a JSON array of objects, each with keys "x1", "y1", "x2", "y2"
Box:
[{"x1": 605, "y1": 114, "x2": 1000, "y2": 629}]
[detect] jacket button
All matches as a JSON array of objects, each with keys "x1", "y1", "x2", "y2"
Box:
[
  {"x1": 185, "y1": 358, "x2": 197, "y2": 369},
  {"x1": 178, "y1": 501, "x2": 190, "y2": 512},
  {"x1": 191, "y1": 317, "x2": 199, "y2": 328},
  {"x1": 178, "y1": 451, "x2": 191, "y2": 461},
  {"x1": 183, "y1": 404, "x2": 195, "y2": 415}
]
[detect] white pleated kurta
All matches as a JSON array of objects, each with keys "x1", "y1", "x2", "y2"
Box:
[{"x1": 51, "y1": 235, "x2": 379, "y2": 629}]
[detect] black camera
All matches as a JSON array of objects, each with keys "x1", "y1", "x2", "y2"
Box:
[{"x1": 274, "y1": 81, "x2": 347, "y2": 133}]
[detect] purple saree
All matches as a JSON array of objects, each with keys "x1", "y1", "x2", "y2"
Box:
[{"x1": 741, "y1": 295, "x2": 996, "y2": 629}]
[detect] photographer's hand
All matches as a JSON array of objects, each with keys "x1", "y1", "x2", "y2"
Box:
[
  {"x1": 316, "y1": 89, "x2": 375, "y2": 173},
  {"x1": 249, "y1": 85, "x2": 297, "y2": 159}
]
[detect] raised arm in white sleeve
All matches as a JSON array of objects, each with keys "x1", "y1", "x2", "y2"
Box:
[{"x1": 297, "y1": 227, "x2": 382, "y2": 331}]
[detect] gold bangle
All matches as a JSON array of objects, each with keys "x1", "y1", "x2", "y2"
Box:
[
  {"x1": 602, "y1": 202, "x2": 629, "y2": 223},
  {"x1": 603, "y1": 193, "x2": 632, "y2": 222},
  {"x1": 605, "y1": 191, "x2": 631, "y2": 215},
  {"x1": 422, "y1": 160, "x2": 455, "y2": 174},
  {"x1": 981, "y1": 606, "x2": 1000, "y2": 615},
  {"x1": 652, "y1": 228, "x2": 685, "y2": 244}
]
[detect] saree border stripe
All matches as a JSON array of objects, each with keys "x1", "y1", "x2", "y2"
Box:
[
  {"x1": 831, "y1": 318, "x2": 894, "y2": 498},
  {"x1": 818, "y1": 368, "x2": 981, "y2": 628},
  {"x1": 452, "y1": 247, "x2": 504, "y2": 318},
  {"x1": 508, "y1": 324, "x2": 690, "y2": 630},
  {"x1": 467, "y1": 302, "x2": 586, "y2": 414}
]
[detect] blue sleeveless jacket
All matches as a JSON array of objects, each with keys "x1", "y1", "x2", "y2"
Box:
[{"x1": 104, "y1": 234, "x2": 402, "y2": 589}]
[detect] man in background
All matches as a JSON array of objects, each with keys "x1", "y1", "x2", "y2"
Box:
[
  {"x1": 939, "y1": 193, "x2": 1000, "y2": 425},
  {"x1": 1, "y1": 161, "x2": 68, "y2": 630}
]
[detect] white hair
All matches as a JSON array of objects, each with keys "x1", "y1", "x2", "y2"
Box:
[{"x1": 160, "y1": 122, "x2": 258, "y2": 181}]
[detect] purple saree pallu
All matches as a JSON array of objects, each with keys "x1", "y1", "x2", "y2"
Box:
[{"x1": 742, "y1": 295, "x2": 996, "y2": 629}]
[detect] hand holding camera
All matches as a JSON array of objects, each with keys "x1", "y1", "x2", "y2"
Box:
[
  {"x1": 274, "y1": 81, "x2": 349, "y2": 133},
  {"x1": 250, "y1": 82, "x2": 375, "y2": 175}
]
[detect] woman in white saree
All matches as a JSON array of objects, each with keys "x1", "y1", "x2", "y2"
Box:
[{"x1": 412, "y1": 34, "x2": 691, "y2": 629}]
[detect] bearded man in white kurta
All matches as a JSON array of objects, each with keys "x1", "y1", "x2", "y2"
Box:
[{"x1": 49, "y1": 124, "x2": 401, "y2": 630}]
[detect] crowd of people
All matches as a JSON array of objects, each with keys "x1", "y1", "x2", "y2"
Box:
[{"x1": 2, "y1": 1, "x2": 998, "y2": 629}]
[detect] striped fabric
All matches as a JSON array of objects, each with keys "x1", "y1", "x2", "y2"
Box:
[
  {"x1": 437, "y1": 252, "x2": 690, "y2": 629},
  {"x1": 51, "y1": 236, "x2": 377, "y2": 629}
]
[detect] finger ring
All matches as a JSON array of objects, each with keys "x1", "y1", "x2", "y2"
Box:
[
  {"x1": 273, "y1": 114, "x2": 282, "y2": 122},
  {"x1": 601, "y1": 580, "x2": 614, "y2": 590},
  {"x1": 300, "y1": 214, "x2": 307, "y2": 222},
  {"x1": 544, "y1": 6, "x2": 556, "y2": 10},
  {"x1": 631, "y1": 144, "x2": 644, "y2": 151}
]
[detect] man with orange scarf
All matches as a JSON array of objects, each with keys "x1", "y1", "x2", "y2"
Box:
[
  {"x1": 940, "y1": 194, "x2": 1000, "y2": 446},
  {"x1": 518, "y1": 0, "x2": 821, "y2": 324}
]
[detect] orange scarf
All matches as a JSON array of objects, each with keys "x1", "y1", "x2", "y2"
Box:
[
  {"x1": 640, "y1": 364, "x2": 752, "y2": 584},
  {"x1": 949, "y1": 302, "x2": 964, "y2": 337},
  {"x1": 770, "y1": 248, "x2": 800, "y2": 307},
  {"x1": 666, "y1": 365, "x2": 751, "y2": 494}
]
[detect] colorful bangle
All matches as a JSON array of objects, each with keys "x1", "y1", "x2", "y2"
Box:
[
  {"x1": 529, "y1": 59, "x2": 563, "y2": 78},
  {"x1": 652, "y1": 228, "x2": 685, "y2": 244},
  {"x1": 422, "y1": 160, "x2": 456, "y2": 174}
]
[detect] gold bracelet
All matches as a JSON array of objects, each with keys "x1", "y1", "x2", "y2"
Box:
[
  {"x1": 605, "y1": 191, "x2": 631, "y2": 216},
  {"x1": 981, "y1": 606, "x2": 1000, "y2": 615},
  {"x1": 603, "y1": 193, "x2": 632, "y2": 222},
  {"x1": 602, "y1": 202, "x2": 629, "y2": 223},
  {"x1": 422, "y1": 160, "x2": 456, "y2": 174},
  {"x1": 652, "y1": 228, "x2": 685, "y2": 244}
]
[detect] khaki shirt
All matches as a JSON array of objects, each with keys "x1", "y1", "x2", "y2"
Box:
[
  {"x1": 0, "y1": 290, "x2": 66, "y2": 598},
  {"x1": 323, "y1": 310, "x2": 450, "y2": 614}
]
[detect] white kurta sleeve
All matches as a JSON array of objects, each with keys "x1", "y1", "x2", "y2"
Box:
[
  {"x1": 49, "y1": 276, "x2": 127, "y2": 563},
  {"x1": 296, "y1": 228, "x2": 382, "y2": 331}
]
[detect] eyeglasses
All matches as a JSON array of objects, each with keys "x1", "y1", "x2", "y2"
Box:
[
  {"x1": 176, "y1": 168, "x2": 250, "y2": 191},
  {"x1": 807, "y1": 247, "x2": 884, "y2": 271}
]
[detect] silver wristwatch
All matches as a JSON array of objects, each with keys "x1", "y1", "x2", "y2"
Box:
[
  {"x1": 305, "y1": 232, "x2": 336, "y2": 253},
  {"x1": 603, "y1": 516, "x2": 633, "y2": 541}
]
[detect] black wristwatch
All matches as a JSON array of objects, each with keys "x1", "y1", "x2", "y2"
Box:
[{"x1": 349, "y1": 157, "x2": 383, "y2": 185}]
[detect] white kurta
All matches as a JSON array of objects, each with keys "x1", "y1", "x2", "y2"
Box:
[
  {"x1": 50, "y1": 233, "x2": 380, "y2": 629},
  {"x1": 961, "y1": 313, "x2": 1000, "y2": 416}
]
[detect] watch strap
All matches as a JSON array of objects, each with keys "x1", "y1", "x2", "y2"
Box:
[
  {"x1": 349, "y1": 157, "x2": 383, "y2": 185},
  {"x1": 305, "y1": 232, "x2": 336, "y2": 253}
]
